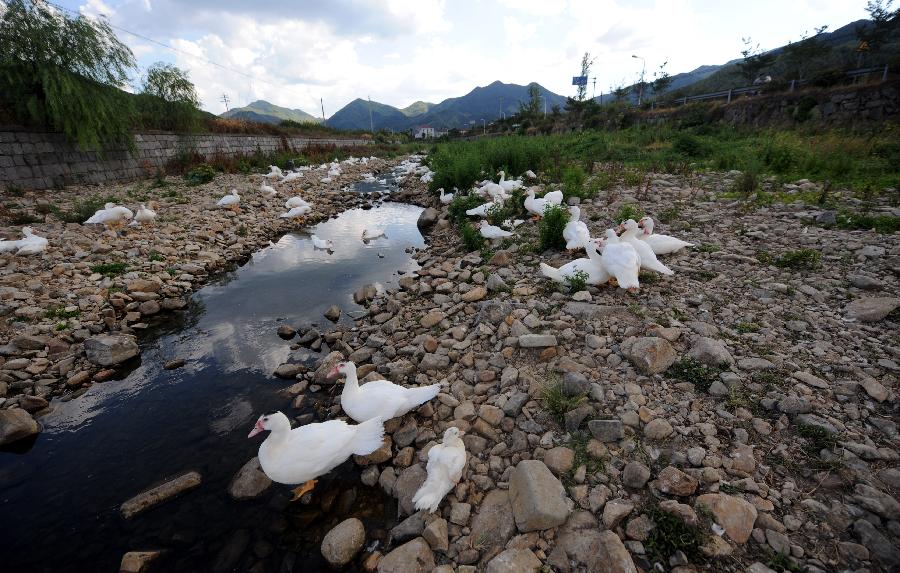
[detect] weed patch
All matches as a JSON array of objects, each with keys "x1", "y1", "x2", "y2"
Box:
[
  {"x1": 90, "y1": 262, "x2": 128, "y2": 277},
  {"x1": 541, "y1": 378, "x2": 586, "y2": 426},
  {"x1": 774, "y1": 249, "x2": 821, "y2": 270},
  {"x1": 538, "y1": 204, "x2": 569, "y2": 251},
  {"x1": 669, "y1": 357, "x2": 724, "y2": 393}
]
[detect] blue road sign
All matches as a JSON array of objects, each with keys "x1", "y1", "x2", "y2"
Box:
[{"x1": 572, "y1": 76, "x2": 588, "y2": 86}]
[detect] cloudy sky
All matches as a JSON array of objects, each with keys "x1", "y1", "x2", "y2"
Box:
[{"x1": 60, "y1": 0, "x2": 868, "y2": 116}]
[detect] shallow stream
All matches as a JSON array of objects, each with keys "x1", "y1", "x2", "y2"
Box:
[{"x1": 0, "y1": 198, "x2": 425, "y2": 572}]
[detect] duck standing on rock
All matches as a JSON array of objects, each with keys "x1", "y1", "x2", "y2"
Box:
[
  {"x1": 328, "y1": 361, "x2": 441, "y2": 423},
  {"x1": 216, "y1": 189, "x2": 241, "y2": 213},
  {"x1": 248, "y1": 411, "x2": 384, "y2": 500},
  {"x1": 637, "y1": 216, "x2": 694, "y2": 254},
  {"x1": 132, "y1": 203, "x2": 157, "y2": 226},
  {"x1": 413, "y1": 427, "x2": 467, "y2": 513},
  {"x1": 524, "y1": 188, "x2": 563, "y2": 219}
]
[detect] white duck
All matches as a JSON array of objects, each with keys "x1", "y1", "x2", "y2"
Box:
[
  {"x1": 264, "y1": 165, "x2": 283, "y2": 180},
  {"x1": 362, "y1": 228, "x2": 386, "y2": 241},
  {"x1": 524, "y1": 188, "x2": 563, "y2": 218},
  {"x1": 525, "y1": 169, "x2": 537, "y2": 179},
  {"x1": 310, "y1": 234, "x2": 333, "y2": 250},
  {"x1": 216, "y1": 189, "x2": 241, "y2": 212},
  {"x1": 328, "y1": 361, "x2": 441, "y2": 423},
  {"x1": 260, "y1": 183, "x2": 277, "y2": 198},
  {"x1": 84, "y1": 203, "x2": 133, "y2": 230},
  {"x1": 563, "y1": 205, "x2": 591, "y2": 250},
  {"x1": 13, "y1": 227, "x2": 48, "y2": 255},
  {"x1": 281, "y1": 171, "x2": 303, "y2": 184},
  {"x1": 497, "y1": 171, "x2": 523, "y2": 193},
  {"x1": 601, "y1": 229, "x2": 641, "y2": 291},
  {"x1": 465, "y1": 201, "x2": 495, "y2": 217},
  {"x1": 539, "y1": 239, "x2": 610, "y2": 285},
  {"x1": 479, "y1": 221, "x2": 513, "y2": 240},
  {"x1": 0, "y1": 235, "x2": 22, "y2": 253},
  {"x1": 413, "y1": 427, "x2": 467, "y2": 513},
  {"x1": 132, "y1": 203, "x2": 157, "y2": 226},
  {"x1": 285, "y1": 196, "x2": 309, "y2": 209},
  {"x1": 619, "y1": 219, "x2": 674, "y2": 275},
  {"x1": 477, "y1": 179, "x2": 507, "y2": 202},
  {"x1": 439, "y1": 188, "x2": 455, "y2": 205},
  {"x1": 638, "y1": 216, "x2": 694, "y2": 254},
  {"x1": 279, "y1": 205, "x2": 311, "y2": 219},
  {"x1": 249, "y1": 411, "x2": 384, "y2": 500}
]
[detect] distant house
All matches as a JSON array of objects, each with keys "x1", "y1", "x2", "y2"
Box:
[{"x1": 413, "y1": 126, "x2": 436, "y2": 139}]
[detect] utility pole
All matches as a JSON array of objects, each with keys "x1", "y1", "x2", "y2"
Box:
[
  {"x1": 368, "y1": 95, "x2": 374, "y2": 132},
  {"x1": 499, "y1": 96, "x2": 503, "y2": 120},
  {"x1": 320, "y1": 98, "x2": 325, "y2": 122},
  {"x1": 592, "y1": 78, "x2": 596, "y2": 100},
  {"x1": 632, "y1": 55, "x2": 646, "y2": 106},
  {"x1": 220, "y1": 93, "x2": 230, "y2": 111}
]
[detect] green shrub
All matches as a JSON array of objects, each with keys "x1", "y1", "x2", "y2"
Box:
[
  {"x1": 562, "y1": 164, "x2": 590, "y2": 199},
  {"x1": 447, "y1": 193, "x2": 485, "y2": 224},
  {"x1": 538, "y1": 204, "x2": 570, "y2": 251},
  {"x1": 541, "y1": 378, "x2": 586, "y2": 425},
  {"x1": 485, "y1": 189, "x2": 528, "y2": 226},
  {"x1": 644, "y1": 503, "x2": 708, "y2": 566},
  {"x1": 184, "y1": 164, "x2": 216, "y2": 186},
  {"x1": 835, "y1": 211, "x2": 900, "y2": 234},
  {"x1": 52, "y1": 197, "x2": 108, "y2": 223},
  {"x1": 566, "y1": 269, "x2": 589, "y2": 292},
  {"x1": 732, "y1": 169, "x2": 759, "y2": 196},
  {"x1": 613, "y1": 203, "x2": 644, "y2": 224},
  {"x1": 774, "y1": 248, "x2": 821, "y2": 270},
  {"x1": 670, "y1": 357, "x2": 723, "y2": 393},
  {"x1": 90, "y1": 262, "x2": 128, "y2": 277},
  {"x1": 459, "y1": 220, "x2": 485, "y2": 252},
  {"x1": 672, "y1": 133, "x2": 708, "y2": 158}
]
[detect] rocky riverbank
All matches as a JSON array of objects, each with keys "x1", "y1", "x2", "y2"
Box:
[
  {"x1": 272, "y1": 171, "x2": 897, "y2": 572},
  {"x1": 0, "y1": 156, "x2": 409, "y2": 446}
]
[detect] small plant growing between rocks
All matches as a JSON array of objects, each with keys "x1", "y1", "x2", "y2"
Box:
[
  {"x1": 658, "y1": 205, "x2": 681, "y2": 223},
  {"x1": 90, "y1": 262, "x2": 128, "y2": 277},
  {"x1": 183, "y1": 163, "x2": 216, "y2": 186},
  {"x1": 447, "y1": 193, "x2": 484, "y2": 224},
  {"x1": 236, "y1": 225, "x2": 248, "y2": 237},
  {"x1": 732, "y1": 169, "x2": 759, "y2": 197},
  {"x1": 774, "y1": 248, "x2": 821, "y2": 270},
  {"x1": 565, "y1": 269, "x2": 589, "y2": 293},
  {"x1": 541, "y1": 377, "x2": 586, "y2": 425},
  {"x1": 459, "y1": 220, "x2": 485, "y2": 252},
  {"x1": 613, "y1": 203, "x2": 644, "y2": 224},
  {"x1": 734, "y1": 321, "x2": 761, "y2": 333},
  {"x1": 538, "y1": 204, "x2": 569, "y2": 251},
  {"x1": 45, "y1": 307, "x2": 80, "y2": 320},
  {"x1": 643, "y1": 503, "x2": 708, "y2": 568},
  {"x1": 148, "y1": 251, "x2": 165, "y2": 262},
  {"x1": 796, "y1": 422, "x2": 838, "y2": 455},
  {"x1": 669, "y1": 357, "x2": 723, "y2": 393}
]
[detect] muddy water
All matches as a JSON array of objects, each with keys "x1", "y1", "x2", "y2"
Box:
[{"x1": 0, "y1": 201, "x2": 425, "y2": 572}]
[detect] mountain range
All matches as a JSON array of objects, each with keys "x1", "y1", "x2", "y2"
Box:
[
  {"x1": 219, "y1": 16, "x2": 896, "y2": 130},
  {"x1": 220, "y1": 100, "x2": 321, "y2": 124}
]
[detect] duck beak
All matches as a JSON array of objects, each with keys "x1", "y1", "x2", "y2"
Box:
[
  {"x1": 248, "y1": 420, "x2": 265, "y2": 438},
  {"x1": 327, "y1": 364, "x2": 342, "y2": 379},
  {"x1": 458, "y1": 430, "x2": 466, "y2": 436}
]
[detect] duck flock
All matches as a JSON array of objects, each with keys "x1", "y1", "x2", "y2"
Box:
[
  {"x1": 439, "y1": 170, "x2": 693, "y2": 292},
  {"x1": 0, "y1": 155, "x2": 409, "y2": 257}
]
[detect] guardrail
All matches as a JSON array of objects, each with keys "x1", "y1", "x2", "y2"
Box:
[{"x1": 666, "y1": 64, "x2": 890, "y2": 107}]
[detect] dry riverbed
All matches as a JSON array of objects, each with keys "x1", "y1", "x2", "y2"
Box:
[
  {"x1": 285, "y1": 171, "x2": 897, "y2": 573},
  {"x1": 2, "y1": 158, "x2": 898, "y2": 573}
]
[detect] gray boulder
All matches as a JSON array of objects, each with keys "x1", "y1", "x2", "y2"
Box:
[
  {"x1": 84, "y1": 334, "x2": 139, "y2": 366},
  {"x1": 509, "y1": 460, "x2": 570, "y2": 532},
  {"x1": 321, "y1": 518, "x2": 366, "y2": 567},
  {"x1": 0, "y1": 408, "x2": 40, "y2": 446}
]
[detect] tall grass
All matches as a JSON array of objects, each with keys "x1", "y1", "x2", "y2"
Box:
[{"x1": 427, "y1": 125, "x2": 900, "y2": 194}]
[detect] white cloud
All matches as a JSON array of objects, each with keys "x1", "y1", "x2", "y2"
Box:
[{"x1": 68, "y1": 0, "x2": 869, "y2": 115}]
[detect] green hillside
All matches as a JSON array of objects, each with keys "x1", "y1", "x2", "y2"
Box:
[{"x1": 221, "y1": 100, "x2": 321, "y2": 124}]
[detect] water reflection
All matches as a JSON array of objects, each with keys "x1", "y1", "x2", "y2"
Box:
[{"x1": 0, "y1": 202, "x2": 424, "y2": 572}]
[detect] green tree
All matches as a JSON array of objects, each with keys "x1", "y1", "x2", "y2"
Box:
[
  {"x1": 781, "y1": 26, "x2": 831, "y2": 80},
  {"x1": 736, "y1": 37, "x2": 776, "y2": 84},
  {"x1": 141, "y1": 62, "x2": 201, "y2": 106},
  {"x1": 518, "y1": 83, "x2": 542, "y2": 117},
  {"x1": 855, "y1": 0, "x2": 900, "y2": 55},
  {"x1": 576, "y1": 52, "x2": 595, "y2": 101},
  {"x1": 652, "y1": 60, "x2": 673, "y2": 97},
  {"x1": 0, "y1": 0, "x2": 138, "y2": 149},
  {"x1": 135, "y1": 61, "x2": 203, "y2": 132}
]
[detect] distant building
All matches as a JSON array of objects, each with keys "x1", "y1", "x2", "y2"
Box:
[{"x1": 413, "y1": 126, "x2": 435, "y2": 139}]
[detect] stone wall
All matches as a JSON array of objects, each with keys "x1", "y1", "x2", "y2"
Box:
[
  {"x1": 643, "y1": 80, "x2": 899, "y2": 127},
  {"x1": 0, "y1": 131, "x2": 372, "y2": 191}
]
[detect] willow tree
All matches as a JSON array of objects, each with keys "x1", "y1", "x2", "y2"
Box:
[
  {"x1": 0, "y1": 0, "x2": 137, "y2": 149},
  {"x1": 136, "y1": 62, "x2": 203, "y2": 132}
]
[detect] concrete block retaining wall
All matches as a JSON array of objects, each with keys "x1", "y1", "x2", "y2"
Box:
[{"x1": 0, "y1": 131, "x2": 371, "y2": 191}]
